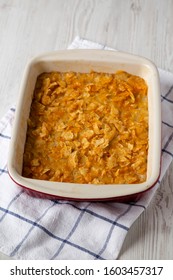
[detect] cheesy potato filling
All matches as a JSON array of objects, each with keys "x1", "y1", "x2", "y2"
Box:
[{"x1": 22, "y1": 70, "x2": 148, "y2": 184}]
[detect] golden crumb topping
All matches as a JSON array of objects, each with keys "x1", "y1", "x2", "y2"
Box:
[{"x1": 22, "y1": 70, "x2": 148, "y2": 184}]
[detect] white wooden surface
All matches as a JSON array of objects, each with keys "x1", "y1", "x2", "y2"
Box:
[{"x1": 0, "y1": 0, "x2": 173, "y2": 260}]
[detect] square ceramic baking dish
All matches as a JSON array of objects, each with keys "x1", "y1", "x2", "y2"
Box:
[{"x1": 8, "y1": 50, "x2": 161, "y2": 201}]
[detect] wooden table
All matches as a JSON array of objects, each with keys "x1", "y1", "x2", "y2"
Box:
[{"x1": 0, "y1": 0, "x2": 173, "y2": 260}]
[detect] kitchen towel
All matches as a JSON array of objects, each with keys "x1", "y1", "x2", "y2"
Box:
[{"x1": 0, "y1": 37, "x2": 173, "y2": 260}]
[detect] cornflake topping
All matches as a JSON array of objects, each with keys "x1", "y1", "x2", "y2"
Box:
[{"x1": 22, "y1": 70, "x2": 148, "y2": 184}]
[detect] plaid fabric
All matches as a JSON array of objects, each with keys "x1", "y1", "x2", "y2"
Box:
[{"x1": 0, "y1": 37, "x2": 173, "y2": 260}]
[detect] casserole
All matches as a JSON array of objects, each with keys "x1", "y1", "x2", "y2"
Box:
[{"x1": 8, "y1": 50, "x2": 161, "y2": 201}]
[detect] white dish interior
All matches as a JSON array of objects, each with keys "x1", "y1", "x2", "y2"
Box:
[{"x1": 8, "y1": 50, "x2": 161, "y2": 199}]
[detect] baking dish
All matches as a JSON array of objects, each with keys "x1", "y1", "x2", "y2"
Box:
[{"x1": 8, "y1": 49, "x2": 161, "y2": 201}]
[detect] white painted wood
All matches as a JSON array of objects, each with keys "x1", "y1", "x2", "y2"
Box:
[{"x1": 0, "y1": 0, "x2": 173, "y2": 259}]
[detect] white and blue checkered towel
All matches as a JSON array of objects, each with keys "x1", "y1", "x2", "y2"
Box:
[{"x1": 0, "y1": 37, "x2": 173, "y2": 260}]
